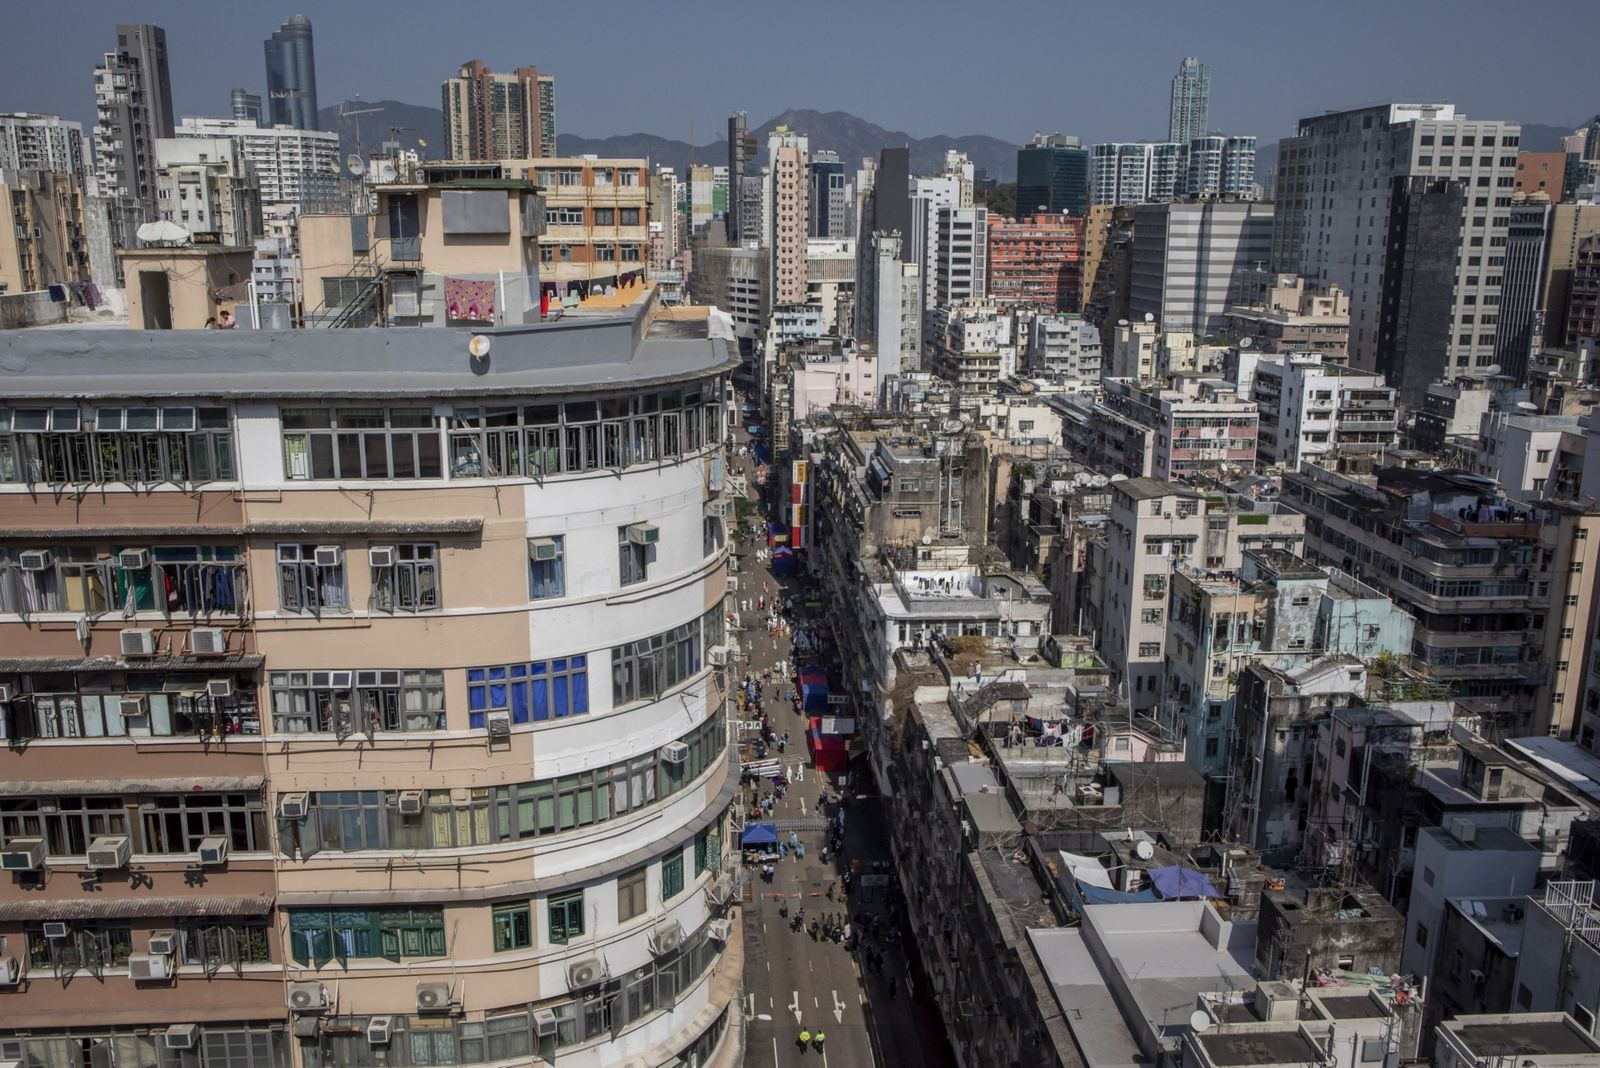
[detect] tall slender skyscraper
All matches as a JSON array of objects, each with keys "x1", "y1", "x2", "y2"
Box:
[
  {"x1": 1168, "y1": 57, "x2": 1210, "y2": 144},
  {"x1": 726, "y1": 112, "x2": 755, "y2": 241},
  {"x1": 264, "y1": 15, "x2": 320, "y2": 130},
  {"x1": 93, "y1": 24, "x2": 174, "y2": 214},
  {"x1": 230, "y1": 88, "x2": 263, "y2": 125}
]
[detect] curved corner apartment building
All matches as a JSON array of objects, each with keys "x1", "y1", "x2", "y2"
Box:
[{"x1": 0, "y1": 294, "x2": 741, "y2": 1068}]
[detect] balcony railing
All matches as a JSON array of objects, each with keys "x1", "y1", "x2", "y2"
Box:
[{"x1": 390, "y1": 236, "x2": 422, "y2": 262}]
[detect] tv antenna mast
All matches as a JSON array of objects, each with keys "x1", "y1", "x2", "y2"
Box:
[{"x1": 337, "y1": 98, "x2": 384, "y2": 150}]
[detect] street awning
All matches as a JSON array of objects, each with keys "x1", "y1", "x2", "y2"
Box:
[
  {"x1": 740, "y1": 823, "x2": 779, "y2": 847},
  {"x1": 0, "y1": 895, "x2": 272, "y2": 921}
]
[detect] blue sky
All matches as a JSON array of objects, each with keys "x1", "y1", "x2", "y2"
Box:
[{"x1": 3, "y1": 0, "x2": 1596, "y2": 145}]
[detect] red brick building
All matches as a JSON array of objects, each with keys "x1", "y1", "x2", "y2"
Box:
[{"x1": 986, "y1": 212, "x2": 1085, "y2": 312}]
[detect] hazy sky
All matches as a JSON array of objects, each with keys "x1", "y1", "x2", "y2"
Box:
[{"x1": 4, "y1": 0, "x2": 1597, "y2": 147}]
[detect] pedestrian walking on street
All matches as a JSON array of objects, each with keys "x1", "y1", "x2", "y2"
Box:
[
  {"x1": 797, "y1": 1030, "x2": 811, "y2": 1051},
  {"x1": 813, "y1": 1032, "x2": 825, "y2": 1051}
]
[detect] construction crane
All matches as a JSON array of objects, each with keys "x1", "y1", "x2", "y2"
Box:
[{"x1": 336, "y1": 99, "x2": 383, "y2": 151}]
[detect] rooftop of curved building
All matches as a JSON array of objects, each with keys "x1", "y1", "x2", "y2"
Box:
[{"x1": 0, "y1": 297, "x2": 738, "y2": 400}]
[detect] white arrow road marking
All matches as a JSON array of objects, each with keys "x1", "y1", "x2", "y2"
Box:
[
  {"x1": 745, "y1": 993, "x2": 755, "y2": 1017},
  {"x1": 788, "y1": 991, "x2": 803, "y2": 1025},
  {"x1": 832, "y1": 989, "x2": 846, "y2": 1023}
]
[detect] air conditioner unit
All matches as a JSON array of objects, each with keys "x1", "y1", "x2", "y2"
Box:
[
  {"x1": 128, "y1": 953, "x2": 173, "y2": 981},
  {"x1": 485, "y1": 709, "x2": 511, "y2": 738},
  {"x1": 528, "y1": 537, "x2": 560, "y2": 562},
  {"x1": 42, "y1": 921, "x2": 69, "y2": 940},
  {"x1": 368, "y1": 545, "x2": 397, "y2": 569},
  {"x1": 1470, "y1": 968, "x2": 1486, "y2": 985},
  {"x1": 531, "y1": 1007, "x2": 558, "y2": 1038},
  {"x1": 278, "y1": 792, "x2": 309, "y2": 820},
  {"x1": 707, "y1": 646, "x2": 730, "y2": 667},
  {"x1": 18, "y1": 550, "x2": 52, "y2": 572},
  {"x1": 566, "y1": 958, "x2": 607, "y2": 989},
  {"x1": 366, "y1": 1016, "x2": 394, "y2": 1045},
  {"x1": 1450, "y1": 817, "x2": 1477, "y2": 844},
  {"x1": 659, "y1": 741, "x2": 689, "y2": 765},
  {"x1": 116, "y1": 695, "x2": 149, "y2": 718},
  {"x1": 0, "y1": 956, "x2": 20, "y2": 986},
  {"x1": 197, "y1": 836, "x2": 229, "y2": 867},
  {"x1": 147, "y1": 930, "x2": 179, "y2": 957},
  {"x1": 626, "y1": 523, "x2": 659, "y2": 546},
  {"x1": 287, "y1": 981, "x2": 328, "y2": 1013},
  {"x1": 313, "y1": 545, "x2": 343, "y2": 568},
  {"x1": 397, "y1": 790, "x2": 425, "y2": 815},
  {"x1": 120, "y1": 629, "x2": 157, "y2": 657},
  {"x1": 707, "y1": 874, "x2": 734, "y2": 905},
  {"x1": 163, "y1": 1025, "x2": 199, "y2": 1051},
  {"x1": 86, "y1": 835, "x2": 132, "y2": 870},
  {"x1": 648, "y1": 921, "x2": 685, "y2": 957},
  {"x1": 206, "y1": 678, "x2": 234, "y2": 698},
  {"x1": 416, "y1": 981, "x2": 453, "y2": 1013},
  {"x1": 0, "y1": 683, "x2": 13, "y2": 703},
  {"x1": 704, "y1": 500, "x2": 730, "y2": 518},
  {"x1": 190, "y1": 628, "x2": 228, "y2": 656},
  {"x1": 707, "y1": 918, "x2": 734, "y2": 943},
  {"x1": 117, "y1": 549, "x2": 150, "y2": 571}
]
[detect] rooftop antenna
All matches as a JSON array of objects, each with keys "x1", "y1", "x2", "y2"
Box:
[{"x1": 337, "y1": 97, "x2": 384, "y2": 151}]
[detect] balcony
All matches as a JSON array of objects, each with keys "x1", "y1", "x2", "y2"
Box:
[
  {"x1": 1427, "y1": 511, "x2": 1539, "y2": 540},
  {"x1": 389, "y1": 235, "x2": 422, "y2": 262}
]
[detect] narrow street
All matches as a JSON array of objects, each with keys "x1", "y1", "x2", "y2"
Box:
[{"x1": 727, "y1": 415, "x2": 957, "y2": 1068}]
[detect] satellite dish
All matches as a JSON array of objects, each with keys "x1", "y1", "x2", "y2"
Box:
[
  {"x1": 1239, "y1": 336, "x2": 1252, "y2": 348},
  {"x1": 1516, "y1": 401, "x2": 1538, "y2": 411},
  {"x1": 136, "y1": 220, "x2": 192, "y2": 246},
  {"x1": 1483, "y1": 364, "x2": 1503, "y2": 376},
  {"x1": 468, "y1": 335, "x2": 492, "y2": 360},
  {"x1": 378, "y1": 162, "x2": 397, "y2": 183},
  {"x1": 1144, "y1": 312, "x2": 1155, "y2": 323},
  {"x1": 1117, "y1": 319, "x2": 1129, "y2": 327},
  {"x1": 1134, "y1": 839, "x2": 1155, "y2": 861},
  {"x1": 942, "y1": 419, "x2": 966, "y2": 434},
  {"x1": 1189, "y1": 1010, "x2": 1214, "y2": 1033},
  {"x1": 347, "y1": 153, "x2": 365, "y2": 176},
  {"x1": 921, "y1": 534, "x2": 933, "y2": 545},
  {"x1": 417, "y1": 137, "x2": 428, "y2": 149}
]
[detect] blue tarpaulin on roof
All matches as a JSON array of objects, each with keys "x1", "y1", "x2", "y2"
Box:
[
  {"x1": 1078, "y1": 882, "x2": 1158, "y2": 904},
  {"x1": 740, "y1": 823, "x2": 779, "y2": 846},
  {"x1": 1148, "y1": 865, "x2": 1223, "y2": 900}
]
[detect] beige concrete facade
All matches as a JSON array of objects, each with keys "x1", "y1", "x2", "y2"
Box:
[
  {"x1": 0, "y1": 169, "x2": 91, "y2": 295},
  {"x1": 0, "y1": 292, "x2": 741, "y2": 1067}
]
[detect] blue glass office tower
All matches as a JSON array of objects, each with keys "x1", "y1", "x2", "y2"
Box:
[{"x1": 265, "y1": 15, "x2": 319, "y2": 130}]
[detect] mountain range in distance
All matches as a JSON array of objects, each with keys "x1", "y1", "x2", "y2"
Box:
[{"x1": 319, "y1": 100, "x2": 1586, "y2": 187}]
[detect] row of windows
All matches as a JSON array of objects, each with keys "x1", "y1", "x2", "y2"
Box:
[
  {"x1": 282, "y1": 386, "x2": 723, "y2": 482},
  {"x1": 25, "y1": 920, "x2": 271, "y2": 971},
  {"x1": 0, "y1": 545, "x2": 245, "y2": 616},
  {"x1": 0, "y1": 407, "x2": 235, "y2": 485},
  {"x1": 0, "y1": 1028, "x2": 286, "y2": 1068},
  {"x1": 611, "y1": 606, "x2": 726, "y2": 706},
  {"x1": 269, "y1": 669, "x2": 446, "y2": 734},
  {"x1": 299, "y1": 943, "x2": 723, "y2": 1068},
  {"x1": 0, "y1": 792, "x2": 267, "y2": 856},
  {"x1": 279, "y1": 710, "x2": 725, "y2": 855},
  {"x1": 3, "y1": 685, "x2": 260, "y2": 741}
]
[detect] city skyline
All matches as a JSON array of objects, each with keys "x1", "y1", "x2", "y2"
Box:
[{"x1": 2, "y1": 0, "x2": 1595, "y2": 153}]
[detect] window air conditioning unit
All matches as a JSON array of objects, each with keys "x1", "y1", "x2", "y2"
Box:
[
  {"x1": 648, "y1": 921, "x2": 685, "y2": 957},
  {"x1": 86, "y1": 835, "x2": 132, "y2": 870},
  {"x1": 704, "y1": 499, "x2": 730, "y2": 518},
  {"x1": 0, "y1": 684, "x2": 13, "y2": 703},
  {"x1": 42, "y1": 921, "x2": 69, "y2": 940},
  {"x1": 485, "y1": 709, "x2": 511, "y2": 738},
  {"x1": 566, "y1": 958, "x2": 607, "y2": 990},
  {"x1": 368, "y1": 545, "x2": 397, "y2": 569},
  {"x1": 397, "y1": 790, "x2": 425, "y2": 815},
  {"x1": 366, "y1": 1017, "x2": 394, "y2": 1045},
  {"x1": 707, "y1": 918, "x2": 734, "y2": 943},
  {"x1": 626, "y1": 523, "x2": 659, "y2": 546},
  {"x1": 313, "y1": 545, "x2": 343, "y2": 568},
  {"x1": 190, "y1": 628, "x2": 228, "y2": 656},
  {"x1": 116, "y1": 695, "x2": 149, "y2": 718},
  {"x1": 163, "y1": 1025, "x2": 199, "y2": 1051},
  {"x1": 1470, "y1": 968, "x2": 1486, "y2": 986},
  {"x1": 120, "y1": 629, "x2": 158, "y2": 657},
  {"x1": 659, "y1": 741, "x2": 689, "y2": 765},
  {"x1": 0, "y1": 956, "x2": 20, "y2": 986},
  {"x1": 278, "y1": 792, "x2": 309, "y2": 820},
  {"x1": 197, "y1": 836, "x2": 229, "y2": 867},
  {"x1": 147, "y1": 930, "x2": 179, "y2": 957},
  {"x1": 528, "y1": 538, "x2": 560, "y2": 562},
  {"x1": 707, "y1": 646, "x2": 730, "y2": 667},
  {"x1": 531, "y1": 1008, "x2": 559, "y2": 1038},
  {"x1": 117, "y1": 549, "x2": 150, "y2": 571},
  {"x1": 18, "y1": 550, "x2": 52, "y2": 572},
  {"x1": 415, "y1": 981, "x2": 453, "y2": 1013},
  {"x1": 206, "y1": 678, "x2": 233, "y2": 698},
  {"x1": 128, "y1": 953, "x2": 173, "y2": 981},
  {"x1": 287, "y1": 981, "x2": 329, "y2": 1013}
]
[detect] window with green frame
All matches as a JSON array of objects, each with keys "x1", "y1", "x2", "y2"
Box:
[
  {"x1": 662, "y1": 851, "x2": 685, "y2": 900},
  {"x1": 694, "y1": 826, "x2": 721, "y2": 876},
  {"x1": 493, "y1": 902, "x2": 532, "y2": 952},
  {"x1": 287, "y1": 907, "x2": 445, "y2": 965},
  {"x1": 548, "y1": 891, "x2": 584, "y2": 945}
]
